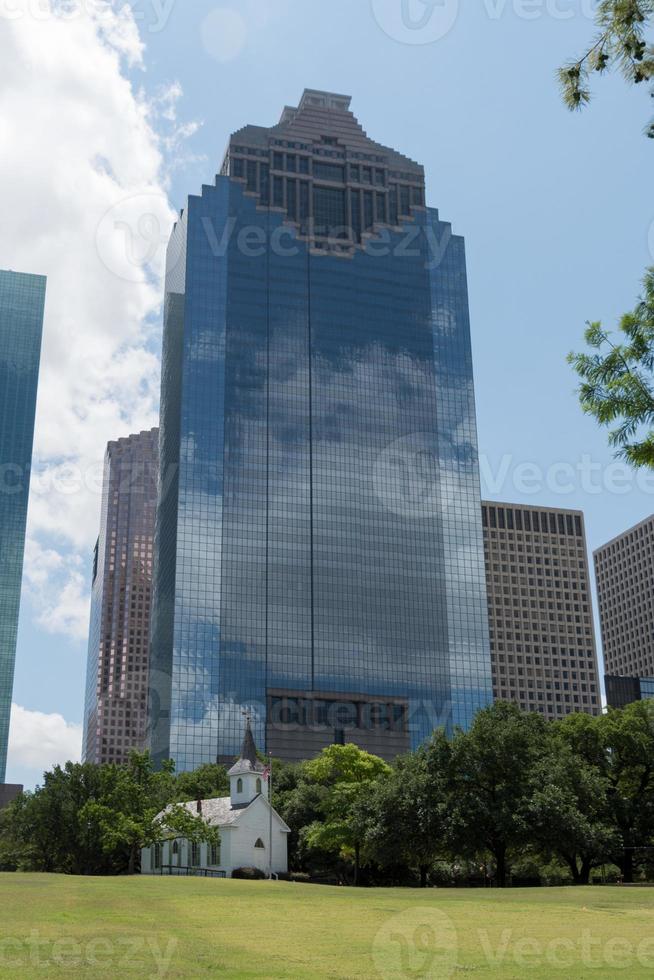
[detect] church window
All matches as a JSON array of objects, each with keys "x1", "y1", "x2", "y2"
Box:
[
  {"x1": 237, "y1": 778, "x2": 243, "y2": 793},
  {"x1": 256, "y1": 778, "x2": 262, "y2": 794},
  {"x1": 254, "y1": 838, "x2": 265, "y2": 849}
]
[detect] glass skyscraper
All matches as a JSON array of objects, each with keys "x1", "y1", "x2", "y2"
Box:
[
  {"x1": 148, "y1": 91, "x2": 492, "y2": 769},
  {"x1": 83, "y1": 429, "x2": 158, "y2": 765},
  {"x1": 0, "y1": 269, "x2": 46, "y2": 782}
]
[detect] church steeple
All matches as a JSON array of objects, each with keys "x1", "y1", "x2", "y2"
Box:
[{"x1": 227, "y1": 717, "x2": 266, "y2": 806}]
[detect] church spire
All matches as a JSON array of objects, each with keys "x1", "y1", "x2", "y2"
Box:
[{"x1": 228, "y1": 715, "x2": 265, "y2": 776}]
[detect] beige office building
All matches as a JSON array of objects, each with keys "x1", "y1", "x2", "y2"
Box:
[
  {"x1": 594, "y1": 514, "x2": 654, "y2": 679},
  {"x1": 482, "y1": 501, "x2": 601, "y2": 719}
]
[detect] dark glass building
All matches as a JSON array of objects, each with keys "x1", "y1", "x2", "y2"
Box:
[
  {"x1": 0, "y1": 269, "x2": 46, "y2": 782},
  {"x1": 605, "y1": 675, "x2": 654, "y2": 710},
  {"x1": 83, "y1": 429, "x2": 158, "y2": 765},
  {"x1": 148, "y1": 90, "x2": 492, "y2": 768}
]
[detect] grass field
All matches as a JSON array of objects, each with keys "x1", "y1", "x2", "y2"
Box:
[{"x1": 0, "y1": 875, "x2": 654, "y2": 978}]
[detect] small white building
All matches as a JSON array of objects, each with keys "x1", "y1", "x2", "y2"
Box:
[{"x1": 141, "y1": 722, "x2": 290, "y2": 878}]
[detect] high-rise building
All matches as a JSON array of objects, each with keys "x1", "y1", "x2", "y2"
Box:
[
  {"x1": 0, "y1": 269, "x2": 46, "y2": 783},
  {"x1": 604, "y1": 674, "x2": 654, "y2": 710},
  {"x1": 148, "y1": 90, "x2": 492, "y2": 768},
  {"x1": 595, "y1": 515, "x2": 654, "y2": 683},
  {"x1": 482, "y1": 500, "x2": 601, "y2": 719},
  {"x1": 83, "y1": 429, "x2": 158, "y2": 765}
]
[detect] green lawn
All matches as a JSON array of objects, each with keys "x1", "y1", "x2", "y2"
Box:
[{"x1": 0, "y1": 875, "x2": 654, "y2": 978}]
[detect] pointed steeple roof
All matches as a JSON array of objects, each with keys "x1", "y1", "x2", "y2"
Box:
[{"x1": 227, "y1": 717, "x2": 265, "y2": 776}]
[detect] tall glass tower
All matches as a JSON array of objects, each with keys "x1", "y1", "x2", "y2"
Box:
[
  {"x1": 0, "y1": 269, "x2": 46, "y2": 782},
  {"x1": 83, "y1": 429, "x2": 158, "y2": 765},
  {"x1": 148, "y1": 91, "x2": 492, "y2": 769}
]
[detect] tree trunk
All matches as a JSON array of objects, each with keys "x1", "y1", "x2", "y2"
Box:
[
  {"x1": 128, "y1": 843, "x2": 137, "y2": 876},
  {"x1": 579, "y1": 857, "x2": 592, "y2": 886},
  {"x1": 419, "y1": 865, "x2": 428, "y2": 888},
  {"x1": 495, "y1": 846, "x2": 507, "y2": 888},
  {"x1": 564, "y1": 854, "x2": 582, "y2": 885},
  {"x1": 354, "y1": 843, "x2": 360, "y2": 887},
  {"x1": 619, "y1": 849, "x2": 634, "y2": 884}
]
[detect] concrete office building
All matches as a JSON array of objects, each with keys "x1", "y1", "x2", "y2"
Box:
[
  {"x1": 595, "y1": 514, "x2": 654, "y2": 683},
  {"x1": 482, "y1": 500, "x2": 601, "y2": 719}
]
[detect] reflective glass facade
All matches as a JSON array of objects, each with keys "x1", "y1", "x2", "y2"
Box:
[
  {"x1": 0, "y1": 270, "x2": 46, "y2": 782},
  {"x1": 83, "y1": 429, "x2": 158, "y2": 765},
  {"x1": 148, "y1": 91, "x2": 492, "y2": 770}
]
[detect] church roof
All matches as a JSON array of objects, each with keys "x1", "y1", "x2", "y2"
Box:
[
  {"x1": 227, "y1": 718, "x2": 266, "y2": 775},
  {"x1": 156, "y1": 796, "x2": 291, "y2": 833}
]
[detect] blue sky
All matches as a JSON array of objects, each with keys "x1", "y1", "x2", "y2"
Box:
[{"x1": 3, "y1": 0, "x2": 653, "y2": 787}]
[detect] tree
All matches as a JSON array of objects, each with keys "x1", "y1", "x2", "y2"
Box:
[
  {"x1": 302, "y1": 744, "x2": 390, "y2": 885},
  {"x1": 79, "y1": 751, "x2": 219, "y2": 874},
  {"x1": 273, "y1": 764, "x2": 327, "y2": 872},
  {"x1": 364, "y1": 733, "x2": 451, "y2": 887},
  {"x1": 447, "y1": 702, "x2": 549, "y2": 887},
  {"x1": 600, "y1": 701, "x2": 654, "y2": 881},
  {"x1": 529, "y1": 737, "x2": 618, "y2": 884},
  {"x1": 174, "y1": 763, "x2": 229, "y2": 802},
  {"x1": 558, "y1": 703, "x2": 654, "y2": 882},
  {"x1": 0, "y1": 762, "x2": 118, "y2": 875},
  {"x1": 568, "y1": 270, "x2": 654, "y2": 466},
  {"x1": 558, "y1": 0, "x2": 654, "y2": 134},
  {"x1": 558, "y1": 3, "x2": 654, "y2": 461}
]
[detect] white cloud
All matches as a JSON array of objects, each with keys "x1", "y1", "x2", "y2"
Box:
[
  {"x1": 8, "y1": 703, "x2": 82, "y2": 773},
  {"x1": 0, "y1": 3, "x2": 192, "y2": 636}
]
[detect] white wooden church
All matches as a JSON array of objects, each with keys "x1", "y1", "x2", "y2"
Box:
[{"x1": 141, "y1": 721, "x2": 290, "y2": 878}]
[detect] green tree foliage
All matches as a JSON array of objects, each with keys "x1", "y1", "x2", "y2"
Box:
[
  {"x1": 446, "y1": 702, "x2": 550, "y2": 887},
  {"x1": 301, "y1": 744, "x2": 390, "y2": 885},
  {"x1": 6, "y1": 704, "x2": 654, "y2": 886},
  {"x1": 174, "y1": 763, "x2": 229, "y2": 803},
  {"x1": 557, "y1": 703, "x2": 654, "y2": 882},
  {"x1": 0, "y1": 751, "x2": 221, "y2": 875},
  {"x1": 0, "y1": 762, "x2": 112, "y2": 874},
  {"x1": 569, "y1": 270, "x2": 654, "y2": 467},
  {"x1": 529, "y1": 737, "x2": 618, "y2": 883},
  {"x1": 600, "y1": 701, "x2": 654, "y2": 881},
  {"x1": 558, "y1": 0, "x2": 654, "y2": 134},
  {"x1": 558, "y1": 4, "x2": 654, "y2": 460},
  {"x1": 364, "y1": 733, "x2": 450, "y2": 886}
]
